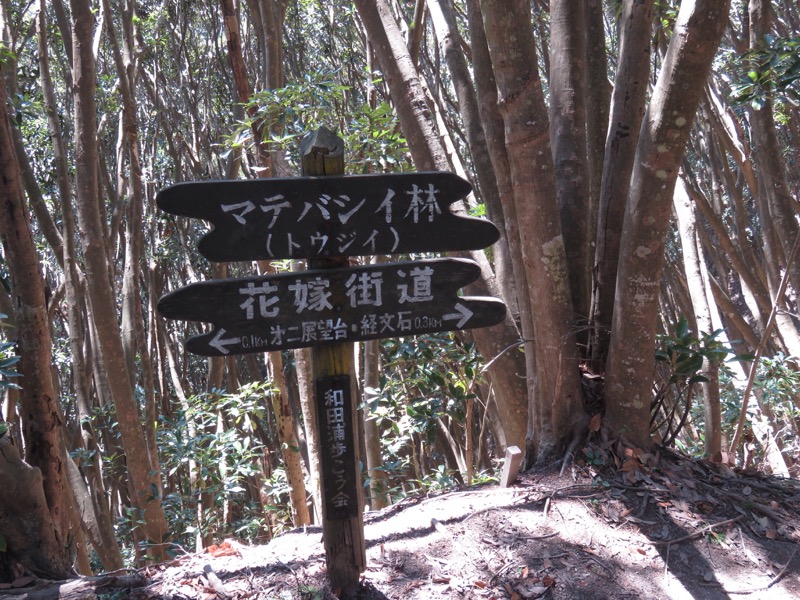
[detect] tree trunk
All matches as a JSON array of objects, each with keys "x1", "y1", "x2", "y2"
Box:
[
  {"x1": 428, "y1": 0, "x2": 516, "y2": 313},
  {"x1": 591, "y1": 0, "x2": 654, "y2": 370},
  {"x1": 294, "y1": 344, "x2": 323, "y2": 522},
  {"x1": 583, "y1": 0, "x2": 610, "y2": 236},
  {"x1": 36, "y1": 1, "x2": 124, "y2": 569},
  {"x1": 549, "y1": 0, "x2": 591, "y2": 325},
  {"x1": 605, "y1": 0, "x2": 731, "y2": 449},
  {"x1": 363, "y1": 339, "x2": 388, "y2": 510},
  {"x1": 69, "y1": 0, "x2": 169, "y2": 560},
  {"x1": 0, "y1": 76, "x2": 74, "y2": 580},
  {"x1": 747, "y1": 0, "x2": 800, "y2": 360},
  {"x1": 219, "y1": 0, "x2": 310, "y2": 526},
  {"x1": 363, "y1": 255, "x2": 389, "y2": 510},
  {"x1": 674, "y1": 178, "x2": 721, "y2": 458},
  {"x1": 0, "y1": 440, "x2": 74, "y2": 580},
  {"x1": 355, "y1": 0, "x2": 529, "y2": 453},
  {"x1": 464, "y1": 0, "x2": 538, "y2": 453},
  {"x1": 481, "y1": 0, "x2": 586, "y2": 465},
  {"x1": 268, "y1": 351, "x2": 311, "y2": 526}
]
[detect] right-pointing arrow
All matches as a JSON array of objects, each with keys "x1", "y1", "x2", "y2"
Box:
[
  {"x1": 208, "y1": 328, "x2": 241, "y2": 355},
  {"x1": 442, "y1": 302, "x2": 474, "y2": 329}
]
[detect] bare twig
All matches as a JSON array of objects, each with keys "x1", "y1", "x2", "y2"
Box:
[
  {"x1": 729, "y1": 230, "x2": 800, "y2": 457},
  {"x1": 726, "y1": 543, "x2": 799, "y2": 595},
  {"x1": 766, "y1": 544, "x2": 799, "y2": 589},
  {"x1": 481, "y1": 339, "x2": 533, "y2": 372},
  {"x1": 650, "y1": 515, "x2": 743, "y2": 546}
]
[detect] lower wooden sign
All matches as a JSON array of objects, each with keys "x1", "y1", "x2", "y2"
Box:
[
  {"x1": 158, "y1": 258, "x2": 506, "y2": 356},
  {"x1": 315, "y1": 375, "x2": 359, "y2": 520}
]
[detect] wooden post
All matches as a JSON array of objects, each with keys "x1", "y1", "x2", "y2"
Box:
[
  {"x1": 301, "y1": 127, "x2": 366, "y2": 597},
  {"x1": 500, "y1": 445, "x2": 523, "y2": 488}
]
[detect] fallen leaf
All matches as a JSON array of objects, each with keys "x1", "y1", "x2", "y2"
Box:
[
  {"x1": 766, "y1": 529, "x2": 777, "y2": 540},
  {"x1": 542, "y1": 575, "x2": 557, "y2": 587},
  {"x1": 589, "y1": 413, "x2": 602, "y2": 432},
  {"x1": 519, "y1": 584, "x2": 549, "y2": 598},
  {"x1": 432, "y1": 576, "x2": 450, "y2": 584},
  {"x1": 474, "y1": 579, "x2": 488, "y2": 589},
  {"x1": 638, "y1": 452, "x2": 655, "y2": 466},
  {"x1": 621, "y1": 458, "x2": 639, "y2": 472}
]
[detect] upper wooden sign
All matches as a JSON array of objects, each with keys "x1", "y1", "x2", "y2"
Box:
[
  {"x1": 156, "y1": 172, "x2": 498, "y2": 261},
  {"x1": 157, "y1": 258, "x2": 506, "y2": 356}
]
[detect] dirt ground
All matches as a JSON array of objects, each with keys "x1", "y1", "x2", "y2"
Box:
[{"x1": 4, "y1": 441, "x2": 800, "y2": 600}]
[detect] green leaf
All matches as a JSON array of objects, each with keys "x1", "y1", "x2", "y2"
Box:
[{"x1": 0, "y1": 355, "x2": 21, "y2": 369}]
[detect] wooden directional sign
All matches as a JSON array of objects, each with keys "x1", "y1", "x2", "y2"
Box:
[
  {"x1": 157, "y1": 257, "x2": 505, "y2": 356},
  {"x1": 156, "y1": 172, "x2": 498, "y2": 261}
]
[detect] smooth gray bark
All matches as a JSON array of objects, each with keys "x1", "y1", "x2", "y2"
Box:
[{"x1": 605, "y1": 0, "x2": 731, "y2": 448}]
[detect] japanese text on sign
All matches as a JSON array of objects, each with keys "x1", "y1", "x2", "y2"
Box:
[
  {"x1": 224, "y1": 184, "x2": 443, "y2": 258},
  {"x1": 235, "y1": 266, "x2": 435, "y2": 321},
  {"x1": 316, "y1": 376, "x2": 359, "y2": 519}
]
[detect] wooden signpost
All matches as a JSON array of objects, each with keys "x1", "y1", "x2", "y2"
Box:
[{"x1": 157, "y1": 127, "x2": 505, "y2": 597}]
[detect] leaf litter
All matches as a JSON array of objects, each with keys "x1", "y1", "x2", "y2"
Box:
[{"x1": 6, "y1": 438, "x2": 800, "y2": 600}]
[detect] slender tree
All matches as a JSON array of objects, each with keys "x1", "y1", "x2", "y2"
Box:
[
  {"x1": 480, "y1": 0, "x2": 586, "y2": 463},
  {"x1": 69, "y1": 0, "x2": 169, "y2": 559},
  {"x1": 590, "y1": 0, "x2": 654, "y2": 369},
  {"x1": 0, "y1": 75, "x2": 75, "y2": 579},
  {"x1": 354, "y1": 0, "x2": 529, "y2": 453},
  {"x1": 605, "y1": 0, "x2": 732, "y2": 448}
]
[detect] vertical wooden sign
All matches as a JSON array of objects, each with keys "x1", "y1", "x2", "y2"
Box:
[
  {"x1": 301, "y1": 127, "x2": 366, "y2": 596},
  {"x1": 315, "y1": 375, "x2": 359, "y2": 520}
]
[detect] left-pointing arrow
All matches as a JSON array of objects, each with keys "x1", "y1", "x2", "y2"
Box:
[
  {"x1": 442, "y1": 302, "x2": 474, "y2": 329},
  {"x1": 208, "y1": 328, "x2": 241, "y2": 355}
]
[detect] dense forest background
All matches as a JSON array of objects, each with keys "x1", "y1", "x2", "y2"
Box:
[{"x1": 0, "y1": 0, "x2": 799, "y2": 580}]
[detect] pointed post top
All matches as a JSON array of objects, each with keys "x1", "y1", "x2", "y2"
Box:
[{"x1": 300, "y1": 126, "x2": 344, "y2": 176}]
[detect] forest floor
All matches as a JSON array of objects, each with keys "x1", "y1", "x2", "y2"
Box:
[{"x1": 5, "y1": 440, "x2": 800, "y2": 600}]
